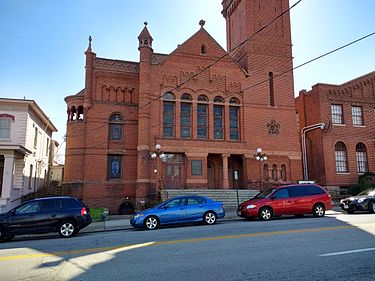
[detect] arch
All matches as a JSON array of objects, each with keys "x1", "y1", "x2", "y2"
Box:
[
  {"x1": 213, "y1": 96, "x2": 224, "y2": 103},
  {"x1": 197, "y1": 95, "x2": 209, "y2": 102},
  {"x1": 163, "y1": 92, "x2": 175, "y2": 100},
  {"x1": 70, "y1": 106, "x2": 76, "y2": 121},
  {"x1": 109, "y1": 113, "x2": 123, "y2": 122},
  {"x1": 229, "y1": 97, "x2": 240, "y2": 104},
  {"x1": 77, "y1": 105, "x2": 84, "y2": 120},
  {"x1": 200, "y1": 44, "x2": 207, "y2": 54},
  {"x1": 281, "y1": 164, "x2": 287, "y2": 181},
  {"x1": 263, "y1": 164, "x2": 269, "y2": 181},
  {"x1": 272, "y1": 164, "x2": 278, "y2": 181},
  {"x1": 335, "y1": 141, "x2": 348, "y2": 173},
  {"x1": 109, "y1": 113, "x2": 124, "y2": 140},
  {"x1": 356, "y1": 142, "x2": 368, "y2": 173},
  {"x1": 181, "y1": 93, "x2": 192, "y2": 101}
]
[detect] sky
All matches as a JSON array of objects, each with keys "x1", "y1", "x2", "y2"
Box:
[{"x1": 0, "y1": 0, "x2": 374, "y2": 163}]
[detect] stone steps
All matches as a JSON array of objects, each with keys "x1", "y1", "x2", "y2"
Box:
[{"x1": 160, "y1": 189, "x2": 259, "y2": 208}]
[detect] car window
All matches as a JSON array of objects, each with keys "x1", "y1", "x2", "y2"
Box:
[
  {"x1": 307, "y1": 185, "x2": 325, "y2": 195},
  {"x1": 39, "y1": 199, "x2": 60, "y2": 212},
  {"x1": 164, "y1": 198, "x2": 182, "y2": 208},
  {"x1": 254, "y1": 188, "x2": 276, "y2": 199},
  {"x1": 273, "y1": 188, "x2": 290, "y2": 199},
  {"x1": 187, "y1": 197, "x2": 206, "y2": 205},
  {"x1": 15, "y1": 202, "x2": 40, "y2": 215},
  {"x1": 288, "y1": 186, "x2": 309, "y2": 197},
  {"x1": 62, "y1": 198, "x2": 82, "y2": 209}
]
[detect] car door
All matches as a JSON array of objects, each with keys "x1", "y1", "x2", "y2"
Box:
[
  {"x1": 185, "y1": 196, "x2": 206, "y2": 222},
  {"x1": 36, "y1": 199, "x2": 61, "y2": 232},
  {"x1": 270, "y1": 188, "x2": 292, "y2": 215},
  {"x1": 158, "y1": 198, "x2": 187, "y2": 224},
  {"x1": 7, "y1": 201, "x2": 40, "y2": 235},
  {"x1": 287, "y1": 186, "x2": 310, "y2": 214}
]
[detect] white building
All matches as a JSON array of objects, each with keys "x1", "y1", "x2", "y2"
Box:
[{"x1": 0, "y1": 98, "x2": 57, "y2": 212}]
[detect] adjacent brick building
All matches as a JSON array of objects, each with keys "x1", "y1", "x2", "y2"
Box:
[
  {"x1": 295, "y1": 71, "x2": 375, "y2": 193},
  {"x1": 64, "y1": 0, "x2": 303, "y2": 213}
]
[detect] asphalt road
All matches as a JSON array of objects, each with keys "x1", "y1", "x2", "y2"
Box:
[{"x1": 0, "y1": 211, "x2": 374, "y2": 281}]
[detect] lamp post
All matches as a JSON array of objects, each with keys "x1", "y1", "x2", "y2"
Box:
[
  {"x1": 254, "y1": 148, "x2": 267, "y2": 190},
  {"x1": 301, "y1": 123, "x2": 325, "y2": 180},
  {"x1": 151, "y1": 144, "x2": 166, "y2": 200}
]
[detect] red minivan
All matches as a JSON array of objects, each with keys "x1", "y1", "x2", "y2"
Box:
[{"x1": 237, "y1": 184, "x2": 333, "y2": 221}]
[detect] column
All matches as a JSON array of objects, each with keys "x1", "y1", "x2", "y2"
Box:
[
  {"x1": 222, "y1": 154, "x2": 229, "y2": 189},
  {"x1": 1, "y1": 154, "x2": 15, "y2": 198}
]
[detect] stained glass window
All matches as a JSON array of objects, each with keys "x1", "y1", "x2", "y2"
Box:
[
  {"x1": 108, "y1": 155, "x2": 122, "y2": 178},
  {"x1": 163, "y1": 102, "x2": 175, "y2": 137},
  {"x1": 214, "y1": 105, "x2": 223, "y2": 139},
  {"x1": 109, "y1": 114, "x2": 123, "y2": 140},
  {"x1": 180, "y1": 103, "x2": 191, "y2": 138},
  {"x1": 229, "y1": 106, "x2": 239, "y2": 140},
  {"x1": 197, "y1": 104, "x2": 207, "y2": 139}
]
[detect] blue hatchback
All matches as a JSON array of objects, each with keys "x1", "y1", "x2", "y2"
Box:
[{"x1": 130, "y1": 195, "x2": 225, "y2": 230}]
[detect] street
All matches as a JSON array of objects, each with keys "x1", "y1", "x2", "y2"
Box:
[{"x1": 0, "y1": 211, "x2": 374, "y2": 281}]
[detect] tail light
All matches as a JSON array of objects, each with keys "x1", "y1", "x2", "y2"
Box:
[
  {"x1": 221, "y1": 203, "x2": 225, "y2": 209},
  {"x1": 81, "y1": 207, "x2": 88, "y2": 216}
]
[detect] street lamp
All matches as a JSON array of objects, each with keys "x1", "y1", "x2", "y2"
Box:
[
  {"x1": 254, "y1": 148, "x2": 267, "y2": 190},
  {"x1": 301, "y1": 123, "x2": 325, "y2": 180},
  {"x1": 151, "y1": 144, "x2": 165, "y2": 199}
]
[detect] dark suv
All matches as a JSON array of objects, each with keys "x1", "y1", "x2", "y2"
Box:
[{"x1": 0, "y1": 196, "x2": 92, "y2": 241}]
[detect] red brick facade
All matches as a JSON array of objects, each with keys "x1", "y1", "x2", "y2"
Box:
[
  {"x1": 295, "y1": 71, "x2": 375, "y2": 191},
  {"x1": 64, "y1": 0, "x2": 302, "y2": 213}
]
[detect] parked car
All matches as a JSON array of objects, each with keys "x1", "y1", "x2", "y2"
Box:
[
  {"x1": 0, "y1": 196, "x2": 92, "y2": 241},
  {"x1": 237, "y1": 184, "x2": 333, "y2": 221},
  {"x1": 130, "y1": 195, "x2": 225, "y2": 230},
  {"x1": 340, "y1": 189, "x2": 375, "y2": 214}
]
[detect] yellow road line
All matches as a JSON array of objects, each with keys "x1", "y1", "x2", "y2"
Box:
[{"x1": 0, "y1": 225, "x2": 354, "y2": 261}]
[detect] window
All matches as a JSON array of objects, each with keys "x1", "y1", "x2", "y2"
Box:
[
  {"x1": 61, "y1": 198, "x2": 82, "y2": 209},
  {"x1": 201, "y1": 44, "x2": 207, "y2": 54},
  {"x1": 45, "y1": 138, "x2": 50, "y2": 155},
  {"x1": 263, "y1": 164, "x2": 269, "y2": 181},
  {"x1": 164, "y1": 198, "x2": 182, "y2": 208},
  {"x1": 229, "y1": 106, "x2": 239, "y2": 140},
  {"x1": 0, "y1": 118, "x2": 11, "y2": 139},
  {"x1": 108, "y1": 155, "x2": 122, "y2": 178},
  {"x1": 34, "y1": 127, "x2": 38, "y2": 147},
  {"x1": 39, "y1": 199, "x2": 59, "y2": 212},
  {"x1": 187, "y1": 196, "x2": 206, "y2": 205},
  {"x1": 109, "y1": 114, "x2": 124, "y2": 140},
  {"x1": 356, "y1": 143, "x2": 368, "y2": 173},
  {"x1": 273, "y1": 188, "x2": 289, "y2": 199},
  {"x1": 214, "y1": 105, "x2": 224, "y2": 139},
  {"x1": 15, "y1": 202, "x2": 40, "y2": 215},
  {"x1": 197, "y1": 104, "x2": 208, "y2": 139},
  {"x1": 352, "y1": 106, "x2": 364, "y2": 126},
  {"x1": 307, "y1": 185, "x2": 325, "y2": 195},
  {"x1": 191, "y1": 160, "x2": 202, "y2": 176},
  {"x1": 269, "y1": 72, "x2": 275, "y2": 107},
  {"x1": 28, "y1": 164, "x2": 33, "y2": 189},
  {"x1": 335, "y1": 142, "x2": 348, "y2": 173},
  {"x1": 180, "y1": 102, "x2": 191, "y2": 139},
  {"x1": 281, "y1": 165, "x2": 287, "y2": 181},
  {"x1": 288, "y1": 186, "x2": 309, "y2": 197},
  {"x1": 163, "y1": 92, "x2": 175, "y2": 137},
  {"x1": 331, "y1": 104, "x2": 344, "y2": 124},
  {"x1": 272, "y1": 164, "x2": 278, "y2": 181},
  {"x1": 214, "y1": 96, "x2": 224, "y2": 103}
]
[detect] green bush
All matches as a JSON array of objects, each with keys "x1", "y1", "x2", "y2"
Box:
[
  {"x1": 90, "y1": 208, "x2": 105, "y2": 221},
  {"x1": 349, "y1": 172, "x2": 375, "y2": 195}
]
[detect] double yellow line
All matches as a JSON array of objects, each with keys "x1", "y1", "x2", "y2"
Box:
[{"x1": 0, "y1": 225, "x2": 354, "y2": 261}]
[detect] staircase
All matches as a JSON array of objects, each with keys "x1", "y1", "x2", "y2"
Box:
[{"x1": 160, "y1": 189, "x2": 259, "y2": 208}]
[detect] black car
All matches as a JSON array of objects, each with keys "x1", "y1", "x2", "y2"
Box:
[
  {"x1": 0, "y1": 196, "x2": 92, "y2": 241},
  {"x1": 340, "y1": 189, "x2": 375, "y2": 214}
]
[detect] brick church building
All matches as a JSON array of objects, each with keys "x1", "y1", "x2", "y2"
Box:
[{"x1": 64, "y1": 0, "x2": 302, "y2": 213}]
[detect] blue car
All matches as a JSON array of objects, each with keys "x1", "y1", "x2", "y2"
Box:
[{"x1": 130, "y1": 195, "x2": 225, "y2": 230}]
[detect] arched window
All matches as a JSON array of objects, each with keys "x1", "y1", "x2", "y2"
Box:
[
  {"x1": 213, "y1": 96, "x2": 224, "y2": 139},
  {"x1": 356, "y1": 142, "x2": 368, "y2": 173},
  {"x1": 77, "y1": 106, "x2": 84, "y2": 121},
  {"x1": 229, "y1": 98, "x2": 240, "y2": 141},
  {"x1": 109, "y1": 114, "x2": 124, "y2": 140},
  {"x1": 281, "y1": 165, "x2": 287, "y2": 181},
  {"x1": 70, "y1": 106, "x2": 76, "y2": 121},
  {"x1": 229, "y1": 97, "x2": 240, "y2": 104},
  {"x1": 272, "y1": 164, "x2": 278, "y2": 181},
  {"x1": 335, "y1": 142, "x2": 348, "y2": 173},
  {"x1": 201, "y1": 44, "x2": 207, "y2": 54},
  {"x1": 214, "y1": 96, "x2": 224, "y2": 103},
  {"x1": 163, "y1": 92, "x2": 175, "y2": 137},
  {"x1": 263, "y1": 164, "x2": 269, "y2": 181},
  {"x1": 197, "y1": 95, "x2": 208, "y2": 139},
  {"x1": 180, "y1": 94, "x2": 192, "y2": 139}
]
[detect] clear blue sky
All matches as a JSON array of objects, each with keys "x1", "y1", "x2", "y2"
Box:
[{"x1": 0, "y1": 0, "x2": 374, "y2": 163}]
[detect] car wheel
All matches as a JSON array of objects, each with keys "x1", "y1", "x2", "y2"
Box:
[
  {"x1": 58, "y1": 220, "x2": 76, "y2": 238},
  {"x1": 369, "y1": 201, "x2": 375, "y2": 213},
  {"x1": 144, "y1": 216, "x2": 159, "y2": 230},
  {"x1": 204, "y1": 211, "x2": 217, "y2": 225},
  {"x1": 313, "y1": 204, "x2": 325, "y2": 217},
  {"x1": 259, "y1": 207, "x2": 273, "y2": 221}
]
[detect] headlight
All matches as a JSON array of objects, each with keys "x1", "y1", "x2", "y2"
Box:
[
  {"x1": 246, "y1": 204, "x2": 256, "y2": 209},
  {"x1": 133, "y1": 213, "x2": 144, "y2": 219},
  {"x1": 357, "y1": 198, "x2": 366, "y2": 203}
]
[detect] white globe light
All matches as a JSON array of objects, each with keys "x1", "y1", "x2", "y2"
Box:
[
  {"x1": 255, "y1": 156, "x2": 260, "y2": 161},
  {"x1": 256, "y1": 148, "x2": 262, "y2": 154},
  {"x1": 151, "y1": 153, "x2": 157, "y2": 159},
  {"x1": 263, "y1": 156, "x2": 268, "y2": 161},
  {"x1": 159, "y1": 153, "x2": 166, "y2": 159},
  {"x1": 155, "y1": 144, "x2": 161, "y2": 150}
]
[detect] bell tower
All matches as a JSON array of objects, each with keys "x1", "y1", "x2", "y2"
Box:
[{"x1": 222, "y1": 0, "x2": 292, "y2": 74}]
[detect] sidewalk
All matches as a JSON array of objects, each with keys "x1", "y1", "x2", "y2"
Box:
[{"x1": 82, "y1": 204, "x2": 343, "y2": 233}]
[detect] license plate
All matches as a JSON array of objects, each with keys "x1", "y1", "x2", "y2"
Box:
[{"x1": 343, "y1": 204, "x2": 349, "y2": 209}]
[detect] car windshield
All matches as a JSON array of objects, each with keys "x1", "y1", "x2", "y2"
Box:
[
  {"x1": 253, "y1": 188, "x2": 276, "y2": 199},
  {"x1": 358, "y1": 189, "x2": 375, "y2": 197}
]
